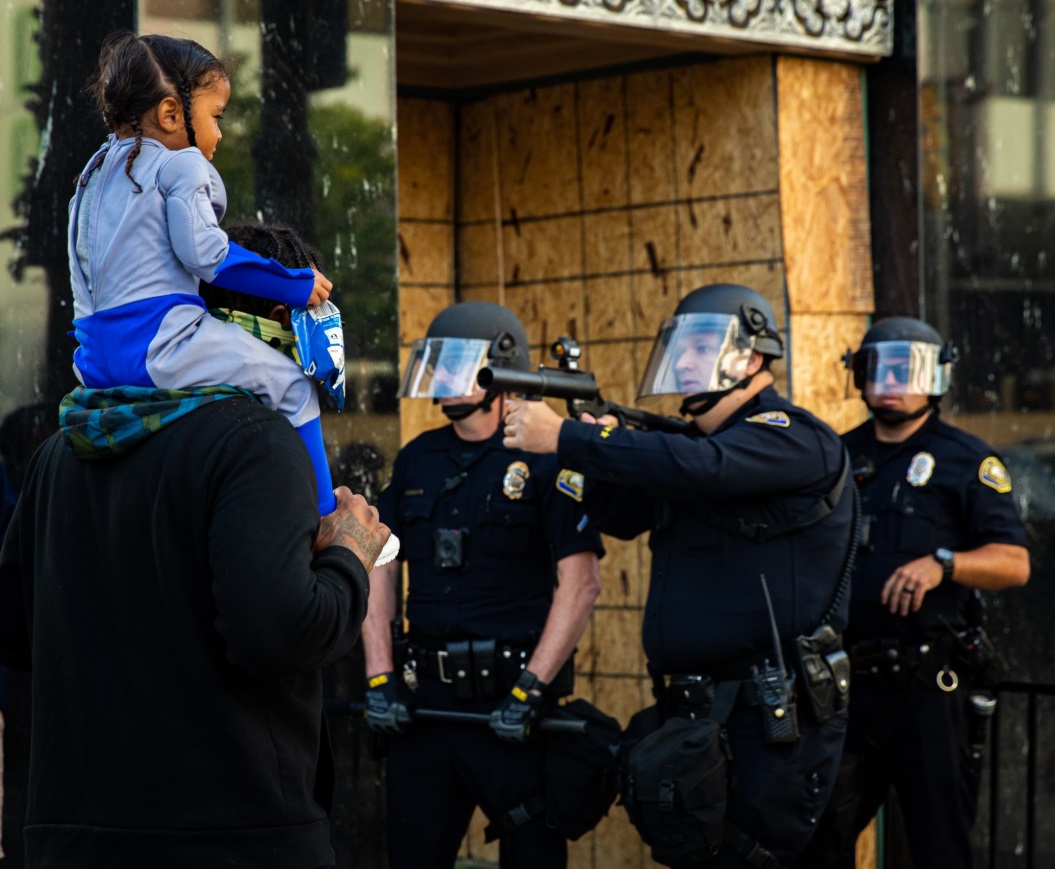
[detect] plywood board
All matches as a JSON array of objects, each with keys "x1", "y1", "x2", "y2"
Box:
[
  {"x1": 583, "y1": 210, "x2": 633, "y2": 281},
  {"x1": 495, "y1": 83, "x2": 582, "y2": 219},
  {"x1": 397, "y1": 98, "x2": 453, "y2": 221},
  {"x1": 593, "y1": 607, "x2": 648, "y2": 677},
  {"x1": 626, "y1": 68, "x2": 676, "y2": 206},
  {"x1": 585, "y1": 275, "x2": 636, "y2": 343},
  {"x1": 397, "y1": 221, "x2": 453, "y2": 287},
  {"x1": 397, "y1": 284, "x2": 455, "y2": 346},
  {"x1": 671, "y1": 57, "x2": 780, "y2": 200},
  {"x1": 596, "y1": 534, "x2": 645, "y2": 608},
  {"x1": 789, "y1": 312, "x2": 870, "y2": 432},
  {"x1": 777, "y1": 57, "x2": 874, "y2": 315},
  {"x1": 456, "y1": 99, "x2": 499, "y2": 224},
  {"x1": 456, "y1": 221, "x2": 502, "y2": 288},
  {"x1": 502, "y1": 214, "x2": 584, "y2": 285},
  {"x1": 677, "y1": 193, "x2": 783, "y2": 270},
  {"x1": 578, "y1": 76, "x2": 630, "y2": 211}
]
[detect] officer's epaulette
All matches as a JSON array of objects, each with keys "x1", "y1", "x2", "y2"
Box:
[{"x1": 744, "y1": 410, "x2": 791, "y2": 428}]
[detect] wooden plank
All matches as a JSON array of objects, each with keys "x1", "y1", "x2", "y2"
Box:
[
  {"x1": 626, "y1": 68, "x2": 676, "y2": 206},
  {"x1": 777, "y1": 57, "x2": 874, "y2": 315},
  {"x1": 671, "y1": 57, "x2": 780, "y2": 200},
  {"x1": 789, "y1": 312, "x2": 871, "y2": 433},
  {"x1": 397, "y1": 98, "x2": 453, "y2": 221},
  {"x1": 494, "y1": 83, "x2": 582, "y2": 219},
  {"x1": 397, "y1": 220, "x2": 453, "y2": 287},
  {"x1": 457, "y1": 99, "x2": 499, "y2": 224},
  {"x1": 677, "y1": 193, "x2": 783, "y2": 273},
  {"x1": 578, "y1": 76, "x2": 630, "y2": 211}
]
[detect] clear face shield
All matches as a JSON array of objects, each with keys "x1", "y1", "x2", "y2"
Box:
[
  {"x1": 637, "y1": 313, "x2": 754, "y2": 402},
  {"x1": 396, "y1": 337, "x2": 493, "y2": 399},
  {"x1": 848, "y1": 341, "x2": 953, "y2": 397}
]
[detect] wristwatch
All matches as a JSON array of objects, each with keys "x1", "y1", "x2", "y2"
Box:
[{"x1": 933, "y1": 547, "x2": 955, "y2": 582}]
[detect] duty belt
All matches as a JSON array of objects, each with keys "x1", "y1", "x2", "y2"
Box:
[
  {"x1": 408, "y1": 640, "x2": 529, "y2": 686},
  {"x1": 405, "y1": 637, "x2": 535, "y2": 701},
  {"x1": 848, "y1": 636, "x2": 959, "y2": 692}
]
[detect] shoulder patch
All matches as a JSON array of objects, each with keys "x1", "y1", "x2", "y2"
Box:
[
  {"x1": 556, "y1": 469, "x2": 585, "y2": 502},
  {"x1": 978, "y1": 456, "x2": 1012, "y2": 493},
  {"x1": 745, "y1": 411, "x2": 790, "y2": 428}
]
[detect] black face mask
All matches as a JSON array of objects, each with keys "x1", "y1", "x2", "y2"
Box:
[{"x1": 867, "y1": 400, "x2": 934, "y2": 426}]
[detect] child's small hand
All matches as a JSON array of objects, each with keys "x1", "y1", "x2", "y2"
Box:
[{"x1": 307, "y1": 267, "x2": 333, "y2": 309}]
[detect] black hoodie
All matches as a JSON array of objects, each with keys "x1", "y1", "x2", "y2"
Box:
[{"x1": 0, "y1": 396, "x2": 368, "y2": 869}]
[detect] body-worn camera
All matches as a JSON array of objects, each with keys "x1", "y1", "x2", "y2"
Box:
[{"x1": 434, "y1": 527, "x2": 469, "y2": 570}]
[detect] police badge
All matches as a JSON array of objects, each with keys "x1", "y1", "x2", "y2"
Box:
[
  {"x1": 906, "y1": 451, "x2": 936, "y2": 487},
  {"x1": 503, "y1": 461, "x2": 530, "y2": 499}
]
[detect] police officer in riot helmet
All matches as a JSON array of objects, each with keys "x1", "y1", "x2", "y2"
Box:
[
  {"x1": 360, "y1": 301, "x2": 604, "y2": 869},
  {"x1": 506, "y1": 283, "x2": 855, "y2": 868},
  {"x1": 797, "y1": 316, "x2": 1030, "y2": 869}
]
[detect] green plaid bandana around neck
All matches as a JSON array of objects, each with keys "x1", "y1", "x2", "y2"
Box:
[
  {"x1": 59, "y1": 384, "x2": 258, "y2": 460},
  {"x1": 209, "y1": 307, "x2": 299, "y2": 363}
]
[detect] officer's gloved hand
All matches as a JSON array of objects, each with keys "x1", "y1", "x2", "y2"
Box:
[
  {"x1": 490, "y1": 670, "x2": 547, "y2": 743},
  {"x1": 364, "y1": 671, "x2": 414, "y2": 734}
]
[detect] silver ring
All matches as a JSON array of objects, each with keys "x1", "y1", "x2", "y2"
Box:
[{"x1": 902, "y1": 588, "x2": 915, "y2": 595}]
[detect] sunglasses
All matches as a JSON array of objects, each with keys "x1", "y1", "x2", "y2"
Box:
[{"x1": 872, "y1": 360, "x2": 911, "y2": 384}]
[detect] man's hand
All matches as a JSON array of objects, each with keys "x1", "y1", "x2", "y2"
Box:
[
  {"x1": 502, "y1": 399, "x2": 564, "y2": 454},
  {"x1": 315, "y1": 486, "x2": 390, "y2": 569},
  {"x1": 489, "y1": 670, "x2": 547, "y2": 743},
  {"x1": 364, "y1": 671, "x2": 414, "y2": 734},
  {"x1": 307, "y1": 266, "x2": 333, "y2": 309},
  {"x1": 880, "y1": 555, "x2": 944, "y2": 615}
]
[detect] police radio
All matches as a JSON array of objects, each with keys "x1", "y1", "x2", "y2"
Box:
[{"x1": 753, "y1": 574, "x2": 800, "y2": 745}]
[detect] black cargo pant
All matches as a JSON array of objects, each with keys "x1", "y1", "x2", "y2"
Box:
[
  {"x1": 794, "y1": 677, "x2": 981, "y2": 869},
  {"x1": 384, "y1": 674, "x2": 566, "y2": 869}
]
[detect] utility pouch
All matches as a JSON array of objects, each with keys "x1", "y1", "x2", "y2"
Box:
[
  {"x1": 619, "y1": 706, "x2": 729, "y2": 868},
  {"x1": 472, "y1": 639, "x2": 498, "y2": 698},
  {"x1": 447, "y1": 641, "x2": 474, "y2": 699},
  {"x1": 544, "y1": 699, "x2": 622, "y2": 839},
  {"x1": 484, "y1": 698, "x2": 621, "y2": 844},
  {"x1": 793, "y1": 625, "x2": 850, "y2": 723},
  {"x1": 751, "y1": 661, "x2": 800, "y2": 744}
]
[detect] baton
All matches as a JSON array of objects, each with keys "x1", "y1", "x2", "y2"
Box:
[{"x1": 325, "y1": 699, "x2": 587, "y2": 733}]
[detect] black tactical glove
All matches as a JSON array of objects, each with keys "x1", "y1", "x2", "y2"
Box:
[
  {"x1": 489, "y1": 670, "x2": 547, "y2": 743},
  {"x1": 364, "y1": 671, "x2": 414, "y2": 734}
]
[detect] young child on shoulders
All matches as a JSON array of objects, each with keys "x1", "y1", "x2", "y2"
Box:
[{"x1": 69, "y1": 31, "x2": 338, "y2": 514}]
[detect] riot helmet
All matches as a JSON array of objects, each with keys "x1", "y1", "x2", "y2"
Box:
[
  {"x1": 637, "y1": 283, "x2": 784, "y2": 416},
  {"x1": 397, "y1": 301, "x2": 530, "y2": 419},
  {"x1": 845, "y1": 316, "x2": 956, "y2": 398},
  {"x1": 844, "y1": 316, "x2": 957, "y2": 424}
]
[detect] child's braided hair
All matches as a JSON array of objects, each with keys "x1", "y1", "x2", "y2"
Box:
[{"x1": 84, "y1": 31, "x2": 228, "y2": 193}]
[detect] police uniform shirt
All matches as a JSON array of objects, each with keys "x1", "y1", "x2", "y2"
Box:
[
  {"x1": 378, "y1": 424, "x2": 603, "y2": 642},
  {"x1": 558, "y1": 385, "x2": 853, "y2": 674},
  {"x1": 842, "y1": 412, "x2": 1029, "y2": 644}
]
